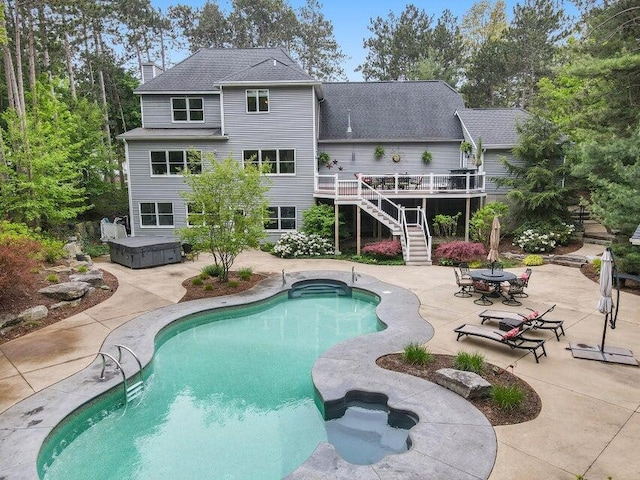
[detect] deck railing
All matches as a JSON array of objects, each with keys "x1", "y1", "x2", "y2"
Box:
[{"x1": 315, "y1": 172, "x2": 485, "y2": 196}]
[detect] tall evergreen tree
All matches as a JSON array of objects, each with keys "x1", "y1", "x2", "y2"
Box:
[{"x1": 294, "y1": 0, "x2": 346, "y2": 81}]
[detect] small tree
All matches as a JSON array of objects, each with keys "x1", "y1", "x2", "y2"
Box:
[{"x1": 179, "y1": 155, "x2": 270, "y2": 282}]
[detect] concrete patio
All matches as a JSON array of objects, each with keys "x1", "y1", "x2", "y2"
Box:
[{"x1": 1, "y1": 244, "x2": 639, "y2": 479}]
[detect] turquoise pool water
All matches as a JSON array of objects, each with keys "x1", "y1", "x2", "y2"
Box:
[{"x1": 39, "y1": 291, "x2": 382, "y2": 480}]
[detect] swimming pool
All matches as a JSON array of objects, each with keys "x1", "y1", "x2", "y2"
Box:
[
  {"x1": 39, "y1": 291, "x2": 382, "y2": 479},
  {"x1": 0, "y1": 270, "x2": 496, "y2": 480}
]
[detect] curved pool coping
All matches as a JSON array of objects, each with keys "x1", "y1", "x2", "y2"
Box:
[{"x1": 0, "y1": 270, "x2": 496, "y2": 480}]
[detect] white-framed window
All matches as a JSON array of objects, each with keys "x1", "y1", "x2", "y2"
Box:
[
  {"x1": 150, "y1": 150, "x2": 202, "y2": 175},
  {"x1": 246, "y1": 89, "x2": 269, "y2": 113},
  {"x1": 140, "y1": 202, "x2": 174, "y2": 227},
  {"x1": 265, "y1": 206, "x2": 296, "y2": 230},
  {"x1": 242, "y1": 149, "x2": 295, "y2": 174},
  {"x1": 171, "y1": 97, "x2": 204, "y2": 122},
  {"x1": 186, "y1": 202, "x2": 206, "y2": 226}
]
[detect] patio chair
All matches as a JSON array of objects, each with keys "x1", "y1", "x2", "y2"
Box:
[
  {"x1": 499, "y1": 278, "x2": 526, "y2": 306},
  {"x1": 513, "y1": 268, "x2": 532, "y2": 298},
  {"x1": 478, "y1": 304, "x2": 565, "y2": 341},
  {"x1": 472, "y1": 280, "x2": 495, "y2": 305},
  {"x1": 454, "y1": 324, "x2": 547, "y2": 363},
  {"x1": 454, "y1": 269, "x2": 474, "y2": 298},
  {"x1": 458, "y1": 262, "x2": 471, "y2": 278}
]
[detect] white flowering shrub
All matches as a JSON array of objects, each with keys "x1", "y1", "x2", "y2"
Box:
[
  {"x1": 513, "y1": 223, "x2": 576, "y2": 253},
  {"x1": 273, "y1": 232, "x2": 334, "y2": 258}
]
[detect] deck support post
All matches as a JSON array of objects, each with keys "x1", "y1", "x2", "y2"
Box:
[
  {"x1": 334, "y1": 203, "x2": 340, "y2": 255},
  {"x1": 464, "y1": 197, "x2": 471, "y2": 241},
  {"x1": 356, "y1": 206, "x2": 361, "y2": 256}
]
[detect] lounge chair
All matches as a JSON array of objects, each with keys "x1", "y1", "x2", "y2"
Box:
[
  {"x1": 454, "y1": 324, "x2": 547, "y2": 363},
  {"x1": 478, "y1": 304, "x2": 565, "y2": 341},
  {"x1": 454, "y1": 269, "x2": 474, "y2": 298}
]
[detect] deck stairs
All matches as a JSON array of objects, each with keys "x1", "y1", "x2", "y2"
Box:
[
  {"x1": 403, "y1": 226, "x2": 431, "y2": 266},
  {"x1": 353, "y1": 182, "x2": 432, "y2": 265}
]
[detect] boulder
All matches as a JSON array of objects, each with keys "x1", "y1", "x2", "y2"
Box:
[
  {"x1": 38, "y1": 281, "x2": 92, "y2": 301},
  {"x1": 435, "y1": 368, "x2": 492, "y2": 399},
  {"x1": 62, "y1": 241, "x2": 83, "y2": 260},
  {"x1": 17, "y1": 305, "x2": 48, "y2": 323},
  {"x1": 69, "y1": 270, "x2": 104, "y2": 287},
  {"x1": 50, "y1": 299, "x2": 82, "y2": 310},
  {"x1": 0, "y1": 313, "x2": 20, "y2": 329}
]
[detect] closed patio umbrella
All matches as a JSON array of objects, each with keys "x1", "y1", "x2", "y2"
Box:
[
  {"x1": 487, "y1": 216, "x2": 500, "y2": 269},
  {"x1": 597, "y1": 248, "x2": 613, "y2": 316}
]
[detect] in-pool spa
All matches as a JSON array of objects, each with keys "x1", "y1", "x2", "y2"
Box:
[{"x1": 38, "y1": 288, "x2": 384, "y2": 480}]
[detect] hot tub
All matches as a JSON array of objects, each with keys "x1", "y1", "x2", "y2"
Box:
[{"x1": 108, "y1": 236, "x2": 181, "y2": 269}]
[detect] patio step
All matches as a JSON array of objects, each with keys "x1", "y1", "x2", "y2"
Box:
[{"x1": 550, "y1": 255, "x2": 588, "y2": 268}]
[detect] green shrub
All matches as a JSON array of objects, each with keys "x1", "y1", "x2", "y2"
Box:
[
  {"x1": 39, "y1": 238, "x2": 65, "y2": 263},
  {"x1": 301, "y1": 204, "x2": 346, "y2": 239},
  {"x1": 433, "y1": 213, "x2": 461, "y2": 238},
  {"x1": 523, "y1": 255, "x2": 544, "y2": 266},
  {"x1": 454, "y1": 351, "x2": 485, "y2": 374},
  {"x1": 202, "y1": 264, "x2": 224, "y2": 278},
  {"x1": 84, "y1": 242, "x2": 110, "y2": 258},
  {"x1": 260, "y1": 242, "x2": 275, "y2": 253},
  {"x1": 468, "y1": 260, "x2": 484, "y2": 268},
  {"x1": 192, "y1": 277, "x2": 203, "y2": 286},
  {"x1": 402, "y1": 343, "x2": 434, "y2": 365},
  {"x1": 470, "y1": 202, "x2": 509, "y2": 243},
  {"x1": 46, "y1": 273, "x2": 59, "y2": 283},
  {"x1": 491, "y1": 385, "x2": 525, "y2": 411},
  {"x1": 0, "y1": 221, "x2": 65, "y2": 263},
  {"x1": 619, "y1": 252, "x2": 640, "y2": 275},
  {"x1": 592, "y1": 257, "x2": 602, "y2": 274},
  {"x1": 203, "y1": 284, "x2": 213, "y2": 291},
  {"x1": 228, "y1": 280, "x2": 239, "y2": 288},
  {"x1": 238, "y1": 267, "x2": 253, "y2": 280},
  {"x1": 75, "y1": 265, "x2": 89, "y2": 273}
]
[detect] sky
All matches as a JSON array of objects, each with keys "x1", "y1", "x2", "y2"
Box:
[{"x1": 151, "y1": 1, "x2": 577, "y2": 80}]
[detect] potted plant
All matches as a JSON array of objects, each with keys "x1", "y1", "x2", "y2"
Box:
[
  {"x1": 421, "y1": 150, "x2": 432, "y2": 164},
  {"x1": 317, "y1": 152, "x2": 331, "y2": 166},
  {"x1": 392, "y1": 152, "x2": 401, "y2": 163},
  {"x1": 374, "y1": 145, "x2": 385, "y2": 160},
  {"x1": 459, "y1": 141, "x2": 473, "y2": 157}
]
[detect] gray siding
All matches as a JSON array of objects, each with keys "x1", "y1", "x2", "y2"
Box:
[
  {"x1": 127, "y1": 85, "x2": 317, "y2": 238},
  {"x1": 318, "y1": 142, "x2": 463, "y2": 179},
  {"x1": 483, "y1": 149, "x2": 520, "y2": 195},
  {"x1": 141, "y1": 94, "x2": 221, "y2": 129},
  {"x1": 222, "y1": 85, "x2": 317, "y2": 232}
]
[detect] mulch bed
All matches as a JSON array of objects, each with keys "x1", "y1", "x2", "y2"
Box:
[
  {"x1": 377, "y1": 354, "x2": 541, "y2": 426},
  {"x1": 581, "y1": 262, "x2": 640, "y2": 296},
  {"x1": 179, "y1": 272, "x2": 267, "y2": 302},
  {"x1": 0, "y1": 267, "x2": 118, "y2": 345}
]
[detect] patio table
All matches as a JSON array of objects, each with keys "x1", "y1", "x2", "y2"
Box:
[{"x1": 469, "y1": 269, "x2": 516, "y2": 298}]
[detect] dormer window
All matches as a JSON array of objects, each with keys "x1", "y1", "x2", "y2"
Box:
[
  {"x1": 171, "y1": 97, "x2": 204, "y2": 122},
  {"x1": 246, "y1": 89, "x2": 269, "y2": 113}
]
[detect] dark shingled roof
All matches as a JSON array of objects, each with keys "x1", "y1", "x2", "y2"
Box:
[
  {"x1": 136, "y1": 48, "x2": 317, "y2": 93},
  {"x1": 319, "y1": 81, "x2": 465, "y2": 142},
  {"x1": 456, "y1": 108, "x2": 531, "y2": 148}
]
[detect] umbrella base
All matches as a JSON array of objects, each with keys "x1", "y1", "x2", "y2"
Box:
[{"x1": 568, "y1": 342, "x2": 638, "y2": 366}]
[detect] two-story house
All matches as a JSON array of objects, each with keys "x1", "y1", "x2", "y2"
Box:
[{"x1": 119, "y1": 47, "x2": 528, "y2": 265}]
